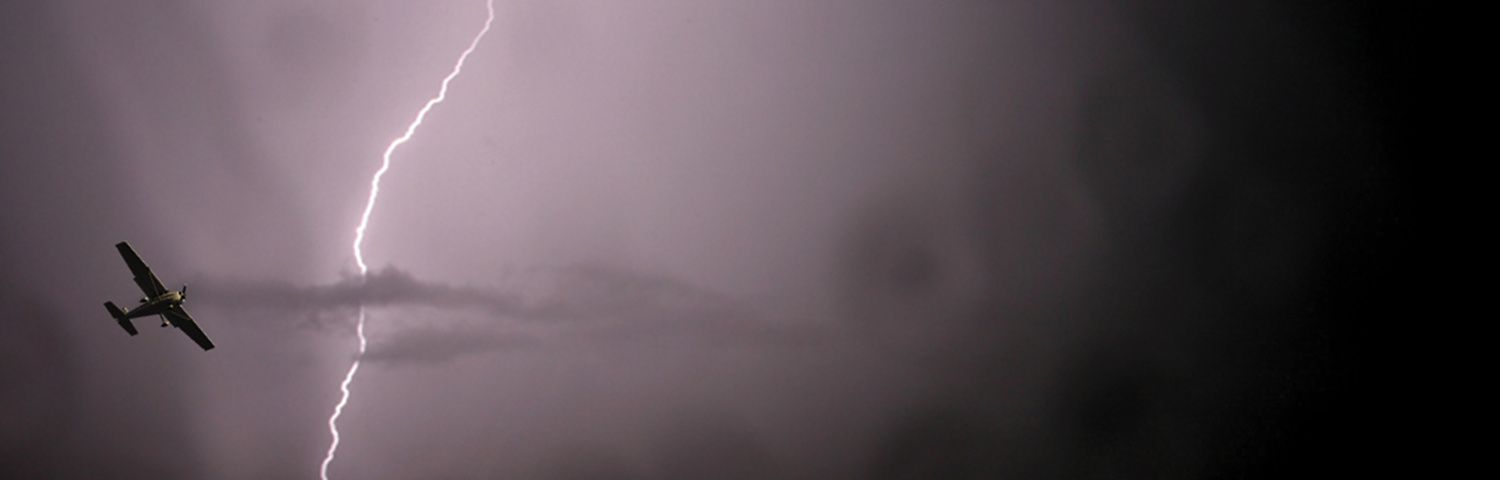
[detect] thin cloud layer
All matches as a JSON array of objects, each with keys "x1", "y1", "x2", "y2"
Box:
[
  {"x1": 191, "y1": 264, "x2": 739, "y2": 323},
  {"x1": 189, "y1": 264, "x2": 833, "y2": 364},
  {"x1": 191, "y1": 266, "x2": 521, "y2": 323}
]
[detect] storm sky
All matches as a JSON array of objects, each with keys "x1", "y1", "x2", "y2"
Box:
[{"x1": 2, "y1": 1, "x2": 1406, "y2": 479}]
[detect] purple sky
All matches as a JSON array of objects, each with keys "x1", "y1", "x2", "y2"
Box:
[{"x1": 2, "y1": 1, "x2": 1407, "y2": 478}]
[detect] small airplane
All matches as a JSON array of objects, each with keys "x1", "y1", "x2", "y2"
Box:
[{"x1": 103, "y1": 241, "x2": 214, "y2": 351}]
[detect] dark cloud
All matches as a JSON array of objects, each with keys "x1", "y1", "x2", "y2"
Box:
[
  {"x1": 535, "y1": 442, "x2": 646, "y2": 480},
  {"x1": 0, "y1": 289, "x2": 78, "y2": 477},
  {"x1": 653, "y1": 410, "x2": 779, "y2": 480},
  {"x1": 362, "y1": 324, "x2": 535, "y2": 365}
]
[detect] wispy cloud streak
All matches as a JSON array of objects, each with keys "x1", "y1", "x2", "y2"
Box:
[
  {"x1": 189, "y1": 265, "x2": 836, "y2": 365},
  {"x1": 192, "y1": 265, "x2": 739, "y2": 324}
]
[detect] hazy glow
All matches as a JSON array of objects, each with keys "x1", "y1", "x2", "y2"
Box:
[{"x1": 322, "y1": 2, "x2": 496, "y2": 478}]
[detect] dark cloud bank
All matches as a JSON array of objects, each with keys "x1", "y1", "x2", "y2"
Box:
[{"x1": 2, "y1": 0, "x2": 1410, "y2": 478}]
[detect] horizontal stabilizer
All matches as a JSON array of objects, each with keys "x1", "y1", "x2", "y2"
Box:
[
  {"x1": 119, "y1": 319, "x2": 139, "y2": 336},
  {"x1": 105, "y1": 302, "x2": 138, "y2": 336}
]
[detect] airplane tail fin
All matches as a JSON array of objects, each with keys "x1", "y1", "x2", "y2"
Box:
[{"x1": 105, "y1": 301, "x2": 138, "y2": 336}]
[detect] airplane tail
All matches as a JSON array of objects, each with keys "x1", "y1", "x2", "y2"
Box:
[{"x1": 105, "y1": 301, "x2": 138, "y2": 336}]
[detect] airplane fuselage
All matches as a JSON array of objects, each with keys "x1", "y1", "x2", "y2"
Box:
[{"x1": 120, "y1": 291, "x2": 184, "y2": 323}]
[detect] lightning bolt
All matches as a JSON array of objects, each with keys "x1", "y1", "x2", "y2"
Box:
[{"x1": 321, "y1": 2, "x2": 496, "y2": 478}]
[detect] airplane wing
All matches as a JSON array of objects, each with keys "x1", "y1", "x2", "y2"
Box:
[
  {"x1": 116, "y1": 242, "x2": 168, "y2": 297},
  {"x1": 165, "y1": 306, "x2": 215, "y2": 351}
]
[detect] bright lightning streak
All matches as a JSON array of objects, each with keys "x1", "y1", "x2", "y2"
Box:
[
  {"x1": 320, "y1": 308, "x2": 365, "y2": 479},
  {"x1": 321, "y1": 2, "x2": 495, "y2": 479},
  {"x1": 353, "y1": 0, "x2": 497, "y2": 275}
]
